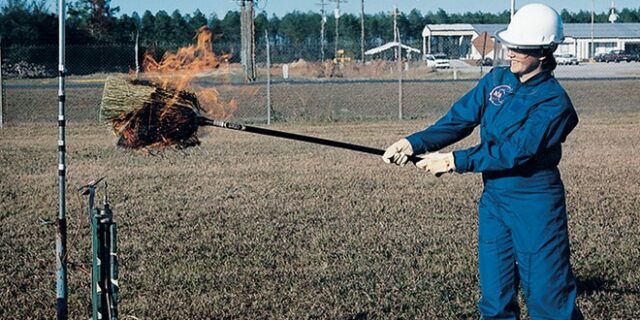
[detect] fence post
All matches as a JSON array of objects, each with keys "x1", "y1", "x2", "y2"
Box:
[
  {"x1": 134, "y1": 29, "x2": 139, "y2": 77},
  {"x1": 0, "y1": 37, "x2": 3, "y2": 128},
  {"x1": 398, "y1": 64, "x2": 403, "y2": 120},
  {"x1": 397, "y1": 32, "x2": 403, "y2": 120},
  {"x1": 265, "y1": 30, "x2": 271, "y2": 125}
]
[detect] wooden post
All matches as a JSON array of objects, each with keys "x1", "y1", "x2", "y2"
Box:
[
  {"x1": 480, "y1": 33, "x2": 487, "y2": 75},
  {"x1": 360, "y1": 0, "x2": 365, "y2": 64},
  {"x1": 240, "y1": 0, "x2": 256, "y2": 82}
]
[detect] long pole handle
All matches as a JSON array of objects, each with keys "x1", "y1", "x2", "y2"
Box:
[{"x1": 200, "y1": 118, "x2": 420, "y2": 163}]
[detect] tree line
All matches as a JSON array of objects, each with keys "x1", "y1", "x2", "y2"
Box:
[{"x1": 2, "y1": 0, "x2": 640, "y2": 47}]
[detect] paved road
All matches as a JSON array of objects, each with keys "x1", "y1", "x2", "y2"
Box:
[
  {"x1": 5, "y1": 61, "x2": 640, "y2": 89},
  {"x1": 451, "y1": 60, "x2": 640, "y2": 79},
  {"x1": 555, "y1": 61, "x2": 640, "y2": 78}
]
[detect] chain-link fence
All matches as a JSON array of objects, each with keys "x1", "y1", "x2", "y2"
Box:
[{"x1": 2, "y1": 41, "x2": 640, "y2": 126}]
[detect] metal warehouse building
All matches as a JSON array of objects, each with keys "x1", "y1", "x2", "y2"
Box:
[{"x1": 422, "y1": 23, "x2": 640, "y2": 61}]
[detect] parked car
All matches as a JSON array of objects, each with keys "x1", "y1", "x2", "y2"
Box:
[
  {"x1": 603, "y1": 49, "x2": 639, "y2": 63},
  {"x1": 476, "y1": 57, "x2": 493, "y2": 66},
  {"x1": 424, "y1": 53, "x2": 450, "y2": 69},
  {"x1": 594, "y1": 53, "x2": 607, "y2": 62},
  {"x1": 555, "y1": 53, "x2": 579, "y2": 65}
]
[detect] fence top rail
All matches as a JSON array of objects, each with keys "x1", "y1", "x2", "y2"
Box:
[{"x1": 4, "y1": 76, "x2": 640, "y2": 89}]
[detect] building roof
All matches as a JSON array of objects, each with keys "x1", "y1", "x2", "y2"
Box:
[
  {"x1": 471, "y1": 24, "x2": 505, "y2": 36},
  {"x1": 422, "y1": 24, "x2": 476, "y2": 37},
  {"x1": 364, "y1": 42, "x2": 421, "y2": 55},
  {"x1": 564, "y1": 23, "x2": 640, "y2": 38},
  {"x1": 423, "y1": 23, "x2": 640, "y2": 39},
  {"x1": 425, "y1": 24, "x2": 476, "y2": 32}
]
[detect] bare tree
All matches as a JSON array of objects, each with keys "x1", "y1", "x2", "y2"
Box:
[{"x1": 316, "y1": 0, "x2": 328, "y2": 61}]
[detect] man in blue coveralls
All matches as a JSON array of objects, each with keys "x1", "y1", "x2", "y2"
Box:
[{"x1": 382, "y1": 3, "x2": 583, "y2": 319}]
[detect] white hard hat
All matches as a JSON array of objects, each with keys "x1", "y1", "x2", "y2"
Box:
[{"x1": 495, "y1": 3, "x2": 564, "y2": 49}]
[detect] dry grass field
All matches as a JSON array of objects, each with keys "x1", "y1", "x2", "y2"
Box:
[{"x1": 1, "y1": 80, "x2": 639, "y2": 319}]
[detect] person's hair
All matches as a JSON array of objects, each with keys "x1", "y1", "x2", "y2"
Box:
[
  {"x1": 512, "y1": 45, "x2": 558, "y2": 71},
  {"x1": 541, "y1": 49, "x2": 557, "y2": 71}
]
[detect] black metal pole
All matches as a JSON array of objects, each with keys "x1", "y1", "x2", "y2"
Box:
[{"x1": 200, "y1": 118, "x2": 420, "y2": 163}]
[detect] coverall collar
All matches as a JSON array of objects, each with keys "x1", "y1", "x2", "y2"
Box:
[{"x1": 511, "y1": 69, "x2": 553, "y2": 87}]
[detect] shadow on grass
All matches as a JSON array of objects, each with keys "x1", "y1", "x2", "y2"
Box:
[{"x1": 576, "y1": 275, "x2": 640, "y2": 296}]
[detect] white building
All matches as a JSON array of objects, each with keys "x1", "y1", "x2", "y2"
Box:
[{"x1": 422, "y1": 23, "x2": 640, "y2": 61}]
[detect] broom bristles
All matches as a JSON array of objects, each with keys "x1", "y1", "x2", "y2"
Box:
[
  {"x1": 100, "y1": 76, "x2": 157, "y2": 125},
  {"x1": 100, "y1": 76, "x2": 206, "y2": 149}
]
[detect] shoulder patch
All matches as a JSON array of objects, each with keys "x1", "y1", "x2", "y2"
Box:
[{"x1": 489, "y1": 84, "x2": 512, "y2": 106}]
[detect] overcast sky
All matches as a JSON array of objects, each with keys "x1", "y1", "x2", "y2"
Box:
[{"x1": 41, "y1": 1, "x2": 640, "y2": 17}]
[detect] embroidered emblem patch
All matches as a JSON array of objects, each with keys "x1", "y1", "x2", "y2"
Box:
[{"x1": 489, "y1": 84, "x2": 513, "y2": 106}]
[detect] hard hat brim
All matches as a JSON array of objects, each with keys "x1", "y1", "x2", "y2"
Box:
[{"x1": 494, "y1": 28, "x2": 561, "y2": 49}]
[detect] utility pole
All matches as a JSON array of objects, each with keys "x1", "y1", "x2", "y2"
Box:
[
  {"x1": 510, "y1": 0, "x2": 516, "y2": 20},
  {"x1": 591, "y1": 0, "x2": 595, "y2": 59},
  {"x1": 330, "y1": 0, "x2": 347, "y2": 59},
  {"x1": 360, "y1": 0, "x2": 365, "y2": 64},
  {"x1": 240, "y1": 0, "x2": 256, "y2": 82},
  {"x1": 315, "y1": 0, "x2": 328, "y2": 61},
  {"x1": 608, "y1": 0, "x2": 618, "y2": 23},
  {"x1": 393, "y1": 5, "x2": 398, "y2": 61}
]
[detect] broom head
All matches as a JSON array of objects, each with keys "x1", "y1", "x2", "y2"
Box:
[{"x1": 100, "y1": 76, "x2": 207, "y2": 149}]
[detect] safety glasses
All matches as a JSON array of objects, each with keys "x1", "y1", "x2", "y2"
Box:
[{"x1": 508, "y1": 47, "x2": 545, "y2": 57}]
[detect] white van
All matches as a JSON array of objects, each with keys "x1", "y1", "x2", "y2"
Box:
[
  {"x1": 424, "y1": 53, "x2": 451, "y2": 68},
  {"x1": 554, "y1": 53, "x2": 579, "y2": 65}
]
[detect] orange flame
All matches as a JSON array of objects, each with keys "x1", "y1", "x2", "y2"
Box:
[{"x1": 142, "y1": 26, "x2": 236, "y2": 119}]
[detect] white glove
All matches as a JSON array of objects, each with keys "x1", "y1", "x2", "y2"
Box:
[
  {"x1": 382, "y1": 138, "x2": 414, "y2": 166},
  {"x1": 416, "y1": 152, "x2": 456, "y2": 176}
]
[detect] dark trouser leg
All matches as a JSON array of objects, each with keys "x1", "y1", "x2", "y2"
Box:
[
  {"x1": 508, "y1": 192, "x2": 583, "y2": 320},
  {"x1": 477, "y1": 193, "x2": 520, "y2": 319}
]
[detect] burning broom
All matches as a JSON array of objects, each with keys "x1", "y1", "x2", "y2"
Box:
[
  {"x1": 100, "y1": 76, "x2": 205, "y2": 149},
  {"x1": 99, "y1": 76, "x2": 420, "y2": 161},
  {"x1": 100, "y1": 26, "x2": 418, "y2": 161}
]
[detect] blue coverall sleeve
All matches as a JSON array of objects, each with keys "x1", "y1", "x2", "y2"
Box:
[
  {"x1": 453, "y1": 94, "x2": 578, "y2": 173},
  {"x1": 405, "y1": 78, "x2": 487, "y2": 154}
]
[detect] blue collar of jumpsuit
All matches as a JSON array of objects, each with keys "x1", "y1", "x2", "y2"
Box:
[{"x1": 505, "y1": 69, "x2": 553, "y2": 91}]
